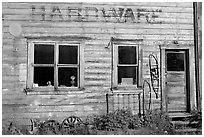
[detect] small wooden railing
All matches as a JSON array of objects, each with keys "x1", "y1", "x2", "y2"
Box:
[
  {"x1": 106, "y1": 80, "x2": 152, "y2": 117},
  {"x1": 106, "y1": 92, "x2": 142, "y2": 116}
]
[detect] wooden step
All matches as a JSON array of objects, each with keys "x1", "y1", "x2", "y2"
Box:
[
  {"x1": 169, "y1": 112, "x2": 191, "y2": 118},
  {"x1": 171, "y1": 121, "x2": 200, "y2": 129},
  {"x1": 171, "y1": 120, "x2": 199, "y2": 125},
  {"x1": 168, "y1": 112, "x2": 191, "y2": 121},
  {"x1": 175, "y1": 128, "x2": 202, "y2": 135},
  {"x1": 171, "y1": 120, "x2": 189, "y2": 125},
  {"x1": 169, "y1": 112, "x2": 201, "y2": 135}
]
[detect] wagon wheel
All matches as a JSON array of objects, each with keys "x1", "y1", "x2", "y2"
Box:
[
  {"x1": 149, "y1": 54, "x2": 159, "y2": 99},
  {"x1": 61, "y1": 116, "x2": 82, "y2": 134},
  {"x1": 42, "y1": 120, "x2": 61, "y2": 134}
]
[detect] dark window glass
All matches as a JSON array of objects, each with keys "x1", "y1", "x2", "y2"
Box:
[
  {"x1": 34, "y1": 67, "x2": 54, "y2": 86},
  {"x1": 59, "y1": 45, "x2": 78, "y2": 64},
  {"x1": 118, "y1": 46, "x2": 137, "y2": 64},
  {"x1": 34, "y1": 44, "x2": 54, "y2": 64},
  {"x1": 118, "y1": 66, "x2": 137, "y2": 85},
  {"x1": 58, "y1": 68, "x2": 78, "y2": 87},
  {"x1": 167, "y1": 53, "x2": 185, "y2": 71}
]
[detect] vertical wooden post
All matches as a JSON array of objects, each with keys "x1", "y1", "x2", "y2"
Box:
[
  {"x1": 160, "y1": 46, "x2": 167, "y2": 112},
  {"x1": 27, "y1": 42, "x2": 34, "y2": 89},
  {"x1": 138, "y1": 93, "x2": 141, "y2": 117},
  {"x1": 193, "y1": 2, "x2": 202, "y2": 111}
]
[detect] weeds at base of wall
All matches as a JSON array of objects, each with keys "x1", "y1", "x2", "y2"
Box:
[
  {"x1": 2, "y1": 109, "x2": 201, "y2": 135},
  {"x1": 88, "y1": 109, "x2": 175, "y2": 135}
]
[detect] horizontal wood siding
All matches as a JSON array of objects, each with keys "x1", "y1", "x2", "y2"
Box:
[{"x1": 2, "y1": 2, "x2": 195, "y2": 126}]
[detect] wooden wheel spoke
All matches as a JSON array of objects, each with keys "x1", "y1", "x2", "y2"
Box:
[
  {"x1": 63, "y1": 123, "x2": 70, "y2": 128},
  {"x1": 43, "y1": 120, "x2": 60, "y2": 132},
  {"x1": 61, "y1": 116, "x2": 82, "y2": 130}
]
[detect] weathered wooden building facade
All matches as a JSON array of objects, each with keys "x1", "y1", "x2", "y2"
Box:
[{"x1": 2, "y1": 2, "x2": 200, "y2": 126}]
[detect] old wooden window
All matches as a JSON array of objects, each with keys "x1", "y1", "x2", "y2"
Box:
[
  {"x1": 27, "y1": 41, "x2": 84, "y2": 90},
  {"x1": 166, "y1": 51, "x2": 185, "y2": 71},
  {"x1": 113, "y1": 43, "x2": 143, "y2": 88}
]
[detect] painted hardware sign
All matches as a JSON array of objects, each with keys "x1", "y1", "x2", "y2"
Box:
[{"x1": 31, "y1": 5, "x2": 162, "y2": 24}]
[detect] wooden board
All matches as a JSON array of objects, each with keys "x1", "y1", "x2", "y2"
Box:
[{"x1": 2, "y1": 2, "x2": 195, "y2": 126}]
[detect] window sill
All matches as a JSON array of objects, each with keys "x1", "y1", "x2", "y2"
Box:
[
  {"x1": 111, "y1": 85, "x2": 143, "y2": 93},
  {"x1": 24, "y1": 87, "x2": 85, "y2": 95}
]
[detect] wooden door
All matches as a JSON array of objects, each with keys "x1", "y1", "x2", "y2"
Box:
[{"x1": 165, "y1": 50, "x2": 189, "y2": 112}]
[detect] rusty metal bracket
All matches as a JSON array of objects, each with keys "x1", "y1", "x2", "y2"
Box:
[
  {"x1": 149, "y1": 54, "x2": 159, "y2": 99},
  {"x1": 142, "y1": 80, "x2": 152, "y2": 115}
]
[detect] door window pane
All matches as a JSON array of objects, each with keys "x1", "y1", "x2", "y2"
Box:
[
  {"x1": 118, "y1": 46, "x2": 137, "y2": 64},
  {"x1": 34, "y1": 67, "x2": 54, "y2": 86},
  {"x1": 167, "y1": 53, "x2": 184, "y2": 71},
  {"x1": 118, "y1": 66, "x2": 137, "y2": 85},
  {"x1": 59, "y1": 45, "x2": 78, "y2": 64},
  {"x1": 58, "y1": 68, "x2": 78, "y2": 87},
  {"x1": 34, "y1": 44, "x2": 54, "y2": 64}
]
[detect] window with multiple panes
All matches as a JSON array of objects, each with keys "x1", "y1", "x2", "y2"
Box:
[
  {"x1": 118, "y1": 46, "x2": 138, "y2": 85},
  {"x1": 112, "y1": 42, "x2": 143, "y2": 88},
  {"x1": 27, "y1": 41, "x2": 84, "y2": 90}
]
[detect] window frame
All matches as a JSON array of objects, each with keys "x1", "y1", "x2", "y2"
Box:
[
  {"x1": 112, "y1": 42, "x2": 143, "y2": 89},
  {"x1": 27, "y1": 40, "x2": 84, "y2": 91},
  {"x1": 166, "y1": 51, "x2": 186, "y2": 72}
]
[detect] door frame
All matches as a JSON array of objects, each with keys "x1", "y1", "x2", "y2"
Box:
[
  {"x1": 160, "y1": 44, "x2": 195, "y2": 113},
  {"x1": 165, "y1": 50, "x2": 188, "y2": 112}
]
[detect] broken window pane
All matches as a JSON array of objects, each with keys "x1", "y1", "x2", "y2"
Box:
[
  {"x1": 167, "y1": 53, "x2": 185, "y2": 71},
  {"x1": 118, "y1": 66, "x2": 137, "y2": 85},
  {"x1": 34, "y1": 44, "x2": 54, "y2": 64},
  {"x1": 59, "y1": 45, "x2": 78, "y2": 64},
  {"x1": 58, "y1": 68, "x2": 78, "y2": 87},
  {"x1": 34, "y1": 67, "x2": 54, "y2": 86},
  {"x1": 118, "y1": 46, "x2": 137, "y2": 64}
]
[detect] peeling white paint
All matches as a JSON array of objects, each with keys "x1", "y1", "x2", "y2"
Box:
[{"x1": 19, "y1": 63, "x2": 26, "y2": 82}]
